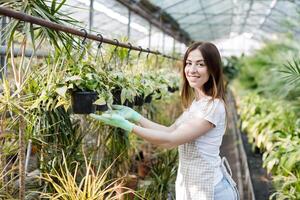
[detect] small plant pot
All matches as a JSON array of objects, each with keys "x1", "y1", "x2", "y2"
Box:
[
  {"x1": 155, "y1": 89, "x2": 162, "y2": 100},
  {"x1": 71, "y1": 91, "x2": 98, "y2": 114},
  {"x1": 134, "y1": 94, "x2": 144, "y2": 106},
  {"x1": 111, "y1": 87, "x2": 122, "y2": 105},
  {"x1": 96, "y1": 103, "x2": 108, "y2": 112},
  {"x1": 168, "y1": 86, "x2": 178, "y2": 93},
  {"x1": 144, "y1": 94, "x2": 153, "y2": 103},
  {"x1": 123, "y1": 99, "x2": 134, "y2": 108},
  {"x1": 137, "y1": 161, "x2": 150, "y2": 179},
  {"x1": 125, "y1": 174, "x2": 138, "y2": 199}
]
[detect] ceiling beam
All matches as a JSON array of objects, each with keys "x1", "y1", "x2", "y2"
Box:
[
  {"x1": 239, "y1": 0, "x2": 253, "y2": 34},
  {"x1": 176, "y1": 0, "x2": 225, "y2": 21},
  {"x1": 161, "y1": 0, "x2": 187, "y2": 11},
  {"x1": 115, "y1": 0, "x2": 192, "y2": 45},
  {"x1": 181, "y1": 7, "x2": 233, "y2": 28}
]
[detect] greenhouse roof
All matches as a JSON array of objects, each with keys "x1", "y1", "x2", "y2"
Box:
[
  {"x1": 57, "y1": 0, "x2": 300, "y2": 56},
  {"x1": 148, "y1": 0, "x2": 300, "y2": 42}
]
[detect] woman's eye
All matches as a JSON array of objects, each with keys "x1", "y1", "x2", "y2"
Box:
[{"x1": 197, "y1": 63, "x2": 205, "y2": 67}]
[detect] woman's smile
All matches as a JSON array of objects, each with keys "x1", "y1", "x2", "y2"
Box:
[{"x1": 187, "y1": 75, "x2": 200, "y2": 82}]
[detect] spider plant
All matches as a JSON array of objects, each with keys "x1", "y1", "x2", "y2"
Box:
[{"x1": 40, "y1": 152, "x2": 139, "y2": 200}]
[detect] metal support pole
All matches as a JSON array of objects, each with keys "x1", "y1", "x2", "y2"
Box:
[
  {"x1": 148, "y1": 23, "x2": 152, "y2": 48},
  {"x1": 0, "y1": 16, "x2": 7, "y2": 79},
  {"x1": 127, "y1": 9, "x2": 131, "y2": 40},
  {"x1": 173, "y1": 37, "x2": 176, "y2": 56},
  {"x1": 162, "y1": 32, "x2": 165, "y2": 53},
  {"x1": 89, "y1": 0, "x2": 94, "y2": 33}
]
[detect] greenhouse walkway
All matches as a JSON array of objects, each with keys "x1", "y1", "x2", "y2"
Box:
[{"x1": 220, "y1": 89, "x2": 255, "y2": 200}]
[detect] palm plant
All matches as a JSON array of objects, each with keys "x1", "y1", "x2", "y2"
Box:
[{"x1": 280, "y1": 58, "x2": 300, "y2": 86}]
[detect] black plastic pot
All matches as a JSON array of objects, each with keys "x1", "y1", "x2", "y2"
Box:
[
  {"x1": 168, "y1": 86, "x2": 179, "y2": 93},
  {"x1": 71, "y1": 91, "x2": 98, "y2": 114},
  {"x1": 134, "y1": 94, "x2": 144, "y2": 106},
  {"x1": 155, "y1": 89, "x2": 162, "y2": 100},
  {"x1": 111, "y1": 87, "x2": 122, "y2": 105},
  {"x1": 124, "y1": 99, "x2": 134, "y2": 108},
  {"x1": 96, "y1": 103, "x2": 109, "y2": 112},
  {"x1": 144, "y1": 94, "x2": 152, "y2": 103}
]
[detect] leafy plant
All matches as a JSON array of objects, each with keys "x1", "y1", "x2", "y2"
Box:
[
  {"x1": 140, "y1": 150, "x2": 178, "y2": 199},
  {"x1": 40, "y1": 152, "x2": 137, "y2": 199}
]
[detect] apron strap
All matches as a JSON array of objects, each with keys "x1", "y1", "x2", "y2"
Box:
[
  {"x1": 220, "y1": 157, "x2": 240, "y2": 200},
  {"x1": 221, "y1": 157, "x2": 232, "y2": 177}
]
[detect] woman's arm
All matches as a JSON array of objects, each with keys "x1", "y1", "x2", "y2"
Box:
[
  {"x1": 132, "y1": 117, "x2": 214, "y2": 148},
  {"x1": 137, "y1": 116, "x2": 178, "y2": 132}
]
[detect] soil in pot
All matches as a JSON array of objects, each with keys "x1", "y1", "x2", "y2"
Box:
[
  {"x1": 168, "y1": 86, "x2": 178, "y2": 93},
  {"x1": 144, "y1": 93, "x2": 152, "y2": 103},
  {"x1": 137, "y1": 161, "x2": 150, "y2": 179},
  {"x1": 96, "y1": 103, "x2": 109, "y2": 112},
  {"x1": 134, "y1": 94, "x2": 144, "y2": 106},
  {"x1": 155, "y1": 89, "x2": 162, "y2": 100},
  {"x1": 124, "y1": 99, "x2": 134, "y2": 108},
  {"x1": 124, "y1": 174, "x2": 139, "y2": 199},
  {"x1": 71, "y1": 91, "x2": 98, "y2": 114},
  {"x1": 111, "y1": 87, "x2": 122, "y2": 105}
]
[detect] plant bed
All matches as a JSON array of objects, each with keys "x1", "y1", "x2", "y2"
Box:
[
  {"x1": 71, "y1": 91, "x2": 98, "y2": 114},
  {"x1": 241, "y1": 132, "x2": 274, "y2": 199}
]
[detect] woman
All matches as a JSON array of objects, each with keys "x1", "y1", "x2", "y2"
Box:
[{"x1": 90, "y1": 42, "x2": 240, "y2": 200}]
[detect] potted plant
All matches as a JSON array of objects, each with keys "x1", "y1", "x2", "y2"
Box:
[
  {"x1": 56, "y1": 61, "x2": 111, "y2": 114},
  {"x1": 108, "y1": 72, "x2": 137, "y2": 107}
]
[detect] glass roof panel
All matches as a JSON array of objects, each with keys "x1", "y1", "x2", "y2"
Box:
[{"x1": 59, "y1": 0, "x2": 300, "y2": 56}]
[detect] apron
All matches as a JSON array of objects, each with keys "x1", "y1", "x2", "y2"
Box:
[
  {"x1": 176, "y1": 140, "x2": 215, "y2": 200},
  {"x1": 175, "y1": 140, "x2": 240, "y2": 200}
]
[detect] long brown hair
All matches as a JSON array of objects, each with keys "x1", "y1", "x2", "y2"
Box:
[{"x1": 181, "y1": 41, "x2": 226, "y2": 109}]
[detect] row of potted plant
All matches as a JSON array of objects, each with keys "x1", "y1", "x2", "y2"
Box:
[
  {"x1": 55, "y1": 59, "x2": 180, "y2": 114},
  {"x1": 238, "y1": 93, "x2": 300, "y2": 199}
]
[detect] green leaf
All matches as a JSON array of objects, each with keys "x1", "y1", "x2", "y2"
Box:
[
  {"x1": 93, "y1": 97, "x2": 106, "y2": 105},
  {"x1": 55, "y1": 86, "x2": 68, "y2": 98}
]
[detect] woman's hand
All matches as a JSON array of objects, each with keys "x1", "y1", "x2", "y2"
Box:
[
  {"x1": 111, "y1": 105, "x2": 141, "y2": 123},
  {"x1": 89, "y1": 113, "x2": 134, "y2": 132}
]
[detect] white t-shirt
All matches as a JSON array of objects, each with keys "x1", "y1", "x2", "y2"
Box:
[{"x1": 175, "y1": 96, "x2": 226, "y2": 186}]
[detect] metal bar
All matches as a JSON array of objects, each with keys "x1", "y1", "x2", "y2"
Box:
[
  {"x1": 240, "y1": 0, "x2": 254, "y2": 34},
  {"x1": 258, "y1": 0, "x2": 278, "y2": 30},
  {"x1": 127, "y1": 9, "x2": 131, "y2": 40},
  {"x1": 162, "y1": 32, "x2": 165, "y2": 53},
  {"x1": 148, "y1": 22, "x2": 151, "y2": 48},
  {"x1": 161, "y1": 0, "x2": 186, "y2": 11},
  {"x1": 89, "y1": 0, "x2": 94, "y2": 33},
  {"x1": 0, "y1": 7, "x2": 178, "y2": 60},
  {"x1": 181, "y1": 7, "x2": 233, "y2": 28},
  {"x1": 0, "y1": 45, "x2": 48, "y2": 57},
  {"x1": 176, "y1": 0, "x2": 225, "y2": 21}
]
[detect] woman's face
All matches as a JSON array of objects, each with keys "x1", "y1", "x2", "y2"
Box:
[{"x1": 184, "y1": 49, "x2": 210, "y2": 90}]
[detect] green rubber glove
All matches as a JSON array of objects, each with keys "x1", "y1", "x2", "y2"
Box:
[
  {"x1": 111, "y1": 105, "x2": 142, "y2": 123},
  {"x1": 89, "y1": 113, "x2": 134, "y2": 132}
]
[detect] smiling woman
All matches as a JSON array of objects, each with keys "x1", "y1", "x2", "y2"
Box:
[
  {"x1": 90, "y1": 41, "x2": 240, "y2": 200},
  {"x1": 182, "y1": 42, "x2": 225, "y2": 109}
]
